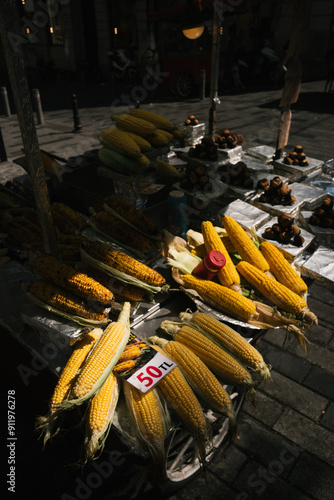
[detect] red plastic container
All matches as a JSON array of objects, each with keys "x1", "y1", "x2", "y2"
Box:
[{"x1": 192, "y1": 250, "x2": 226, "y2": 281}]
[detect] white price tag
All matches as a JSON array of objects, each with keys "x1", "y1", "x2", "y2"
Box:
[{"x1": 126, "y1": 351, "x2": 176, "y2": 393}]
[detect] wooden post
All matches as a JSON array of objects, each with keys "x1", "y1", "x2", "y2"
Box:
[
  {"x1": 0, "y1": 0, "x2": 59, "y2": 257},
  {"x1": 208, "y1": 0, "x2": 222, "y2": 138}
]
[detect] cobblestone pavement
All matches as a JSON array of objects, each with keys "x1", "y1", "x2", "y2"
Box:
[{"x1": 1, "y1": 79, "x2": 334, "y2": 500}]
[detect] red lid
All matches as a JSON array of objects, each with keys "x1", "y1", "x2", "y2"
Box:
[{"x1": 205, "y1": 250, "x2": 226, "y2": 270}]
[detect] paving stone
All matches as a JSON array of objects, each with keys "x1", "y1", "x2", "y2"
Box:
[
  {"x1": 210, "y1": 443, "x2": 247, "y2": 483},
  {"x1": 303, "y1": 365, "x2": 334, "y2": 401},
  {"x1": 279, "y1": 337, "x2": 334, "y2": 375},
  {"x1": 302, "y1": 322, "x2": 334, "y2": 347},
  {"x1": 258, "y1": 328, "x2": 288, "y2": 348},
  {"x1": 261, "y1": 370, "x2": 328, "y2": 420},
  {"x1": 273, "y1": 408, "x2": 334, "y2": 466},
  {"x1": 321, "y1": 402, "x2": 334, "y2": 431},
  {"x1": 307, "y1": 297, "x2": 334, "y2": 328},
  {"x1": 241, "y1": 390, "x2": 283, "y2": 427},
  {"x1": 289, "y1": 452, "x2": 334, "y2": 500},
  {"x1": 258, "y1": 340, "x2": 310, "y2": 383},
  {"x1": 308, "y1": 282, "x2": 334, "y2": 307}
]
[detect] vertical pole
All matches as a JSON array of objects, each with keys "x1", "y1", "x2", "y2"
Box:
[
  {"x1": 1, "y1": 86, "x2": 11, "y2": 116},
  {"x1": 0, "y1": 126, "x2": 7, "y2": 162},
  {"x1": 72, "y1": 94, "x2": 82, "y2": 132},
  {"x1": 199, "y1": 69, "x2": 206, "y2": 100},
  {"x1": 0, "y1": 0, "x2": 59, "y2": 257},
  {"x1": 32, "y1": 88, "x2": 44, "y2": 125},
  {"x1": 208, "y1": 0, "x2": 222, "y2": 138}
]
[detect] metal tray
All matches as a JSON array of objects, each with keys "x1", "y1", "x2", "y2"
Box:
[
  {"x1": 300, "y1": 245, "x2": 334, "y2": 289},
  {"x1": 217, "y1": 199, "x2": 271, "y2": 231},
  {"x1": 299, "y1": 211, "x2": 334, "y2": 246},
  {"x1": 273, "y1": 155, "x2": 323, "y2": 177},
  {"x1": 246, "y1": 145, "x2": 276, "y2": 163}
]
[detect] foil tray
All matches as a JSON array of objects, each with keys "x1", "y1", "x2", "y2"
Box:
[
  {"x1": 217, "y1": 145, "x2": 243, "y2": 161},
  {"x1": 300, "y1": 246, "x2": 334, "y2": 289},
  {"x1": 250, "y1": 190, "x2": 304, "y2": 218},
  {"x1": 256, "y1": 217, "x2": 315, "y2": 260},
  {"x1": 273, "y1": 155, "x2": 323, "y2": 177},
  {"x1": 245, "y1": 145, "x2": 276, "y2": 163},
  {"x1": 177, "y1": 151, "x2": 228, "y2": 171},
  {"x1": 217, "y1": 199, "x2": 271, "y2": 230},
  {"x1": 287, "y1": 182, "x2": 328, "y2": 210},
  {"x1": 239, "y1": 154, "x2": 274, "y2": 173},
  {"x1": 172, "y1": 177, "x2": 229, "y2": 208},
  {"x1": 222, "y1": 171, "x2": 289, "y2": 202},
  {"x1": 299, "y1": 211, "x2": 334, "y2": 246},
  {"x1": 303, "y1": 172, "x2": 334, "y2": 197}
]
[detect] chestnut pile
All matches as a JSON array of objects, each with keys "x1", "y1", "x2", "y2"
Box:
[
  {"x1": 184, "y1": 114, "x2": 200, "y2": 126},
  {"x1": 309, "y1": 196, "x2": 334, "y2": 229},
  {"x1": 179, "y1": 165, "x2": 212, "y2": 192},
  {"x1": 263, "y1": 213, "x2": 305, "y2": 247},
  {"x1": 257, "y1": 176, "x2": 296, "y2": 206},
  {"x1": 215, "y1": 128, "x2": 244, "y2": 149},
  {"x1": 219, "y1": 161, "x2": 254, "y2": 189},
  {"x1": 188, "y1": 137, "x2": 218, "y2": 161},
  {"x1": 283, "y1": 145, "x2": 309, "y2": 167}
]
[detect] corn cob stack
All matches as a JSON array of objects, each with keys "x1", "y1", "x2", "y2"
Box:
[
  {"x1": 83, "y1": 371, "x2": 120, "y2": 463},
  {"x1": 63, "y1": 302, "x2": 131, "y2": 406},
  {"x1": 121, "y1": 131, "x2": 152, "y2": 152},
  {"x1": 181, "y1": 273, "x2": 257, "y2": 322},
  {"x1": 160, "y1": 322, "x2": 256, "y2": 394},
  {"x1": 179, "y1": 311, "x2": 271, "y2": 382},
  {"x1": 129, "y1": 108, "x2": 175, "y2": 132},
  {"x1": 201, "y1": 221, "x2": 241, "y2": 293},
  {"x1": 99, "y1": 127, "x2": 142, "y2": 158},
  {"x1": 32, "y1": 254, "x2": 114, "y2": 304},
  {"x1": 222, "y1": 216, "x2": 271, "y2": 274},
  {"x1": 52, "y1": 202, "x2": 87, "y2": 234},
  {"x1": 91, "y1": 211, "x2": 153, "y2": 254},
  {"x1": 155, "y1": 159, "x2": 181, "y2": 180},
  {"x1": 149, "y1": 336, "x2": 237, "y2": 440},
  {"x1": 236, "y1": 261, "x2": 317, "y2": 324},
  {"x1": 28, "y1": 279, "x2": 109, "y2": 323},
  {"x1": 113, "y1": 113, "x2": 157, "y2": 136},
  {"x1": 35, "y1": 328, "x2": 102, "y2": 446},
  {"x1": 259, "y1": 241, "x2": 308, "y2": 296}
]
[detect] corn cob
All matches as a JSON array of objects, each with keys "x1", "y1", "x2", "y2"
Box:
[
  {"x1": 57, "y1": 234, "x2": 86, "y2": 246},
  {"x1": 113, "y1": 359, "x2": 136, "y2": 374},
  {"x1": 121, "y1": 131, "x2": 152, "y2": 152},
  {"x1": 134, "y1": 153, "x2": 150, "y2": 169},
  {"x1": 5, "y1": 220, "x2": 43, "y2": 248},
  {"x1": 104, "y1": 194, "x2": 159, "y2": 237},
  {"x1": 172, "y1": 128, "x2": 185, "y2": 140},
  {"x1": 65, "y1": 302, "x2": 131, "y2": 404},
  {"x1": 161, "y1": 322, "x2": 256, "y2": 391},
  {"x1": 129, "y1": 108, "x2": 174, "y2": 132},
  {"x1": 180, "y1": 311, "x2": 271, "y2": 382},
  {"x1": 99, "y1": 127, "x2": 142, "y2": 158},
  {"x1": 236, "y1": 261, "x2": 317, "y2": 324},
  {"x1": 222, "y1": 216, "x2": 270, "y2": 273},
  {"x1": 35, "y1": 328, "x2": 102, "y2": 446},
  {"x1": 113, "y1": 113, "x2": 157, "y2": 136},
  {"x1": 117, "y1": 346, "x2": 142, "y2": 363},
  {"x1": 149, "y1": 336, "x2": 237, "y2": 439},
  {"x1": 84, "y1": 371, "x2": 120, "y2": 462},
  {"x1": 147, "y1": 132, "x2": 170, "y2": 147},
  {"x1": 260, "y1": 241, "x2": 308, "y2": 296},
  {"x1": 52, "y1": 202, "x2": 87, "y2": 232},
  {"x1": 156, "y1": 129, "x2": 174, "y2": 142},
  {"x1": 57, "y1": 244, "x2": 82, "y2": 262},
  {"x1": 123, "y1": 382, "x2": 168, "y2": 476},
  {"x1": 153, "y1": 346, "x2": 209, "y2": 465},
  {"x1": 181, "y1": 273, "x2": 257, "y2": 322},
  {"x1": 155, "y1": 159, "x2": 181, "y2": 179},
  {"x1": 92, "y1": 211, "x2": 153, "y2": 254},
  {"x1": 33, "y1": 254, "x2": 114, "y2": 304},
  {"x1": 98, "y1": 147, "x2": 141, "y2": 174},
  {"x1": 29, "y1": 279, "x2": 109, "y2": 322},
  {"x1": 82, "y1": 240, "x2": 166, "y2": 287},
  {"x1": 40, "y1": 150, "x2": 62, "y2": 180},
  {"x1": 201, "y1": 221, "x2": 241, "y2": 293}
]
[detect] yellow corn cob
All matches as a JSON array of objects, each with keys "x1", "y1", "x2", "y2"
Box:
[
  {"x1": 117, "y1": 346, "x2": 142, "y2": 363},
  {"x1": 161, "y1": 323, "x2": 255, "y2": 390},
  {"x1": 100, "y1": 127, "x2": 142, "y2": 158},
  {"x1": 149, "y1": 336, "x2": 237, "y2": 439},
  {"x1": 57, "y1": 244, "x2": 81, "y2": 262},
  {"x1": 67, "y1": 302, "x2": 131, "y2": 403},
  {"x1": 122, "y1": 131, "x2": 152, "y2": 152},
  {"x1": 82, "y1": 240, "x2": 166, "y2": 287},
  {"x1": 180, "y1": 311, "x2": 271, "y2": 382},
  {"x1": 236, "y1": 261, "x2": 315, "y2": 323},
  {"x1": 129, "y1": 108, "x2": 174, "y2": 131},
  {"x1": 33, "y1": 254, "x2": 114, "y2": 304},
  {"x1": 52, "y1": 202, "x2": 87, "y2": 232},
  {"x1": 84, "y1": 371, "x2": 120, "y2": 462},
  {"x1": 35, "y1": 328, "x2": 102, "y2": 446},
  {"x1": 156, "y1": 129, "x2": 174, "y2": 142},
  {"x1": 104, "y1": 194, "x2": 159, "y2": 237},
  {"x1": 113, "y1": 113, "x2": 157, "y2": 136},
  {"x1": 92, "y1": 211, "x2": 153, "y2": 254},
  {"x1": 40, "y1": 150, "x2": 62, "y2": 180},
  {"x1": 134, "y1": 153, "x2": 150, "y2": 168},
  {"x1": 172, "y1": 128, "x2": 185, "y2": 140},
  {"x1": 148, "y1": 132, "x2": 170, "y2": 147},
  {"x1": 201, "y1": 221, "x2": 241, "y2": 292},
  {"x1": 113, "y1": 359, "x2": 136, "y2": 374},
  {"x1": 260, "y1": 241, "x2": 308, "y2": 295},
  {"x1": 155, "y1": 159, "x2": 181, "y2": 179},
  {"x1": 153, "y1": 346, "x2": 209, "y2": 465},
  {"x1": 181, "y1": 273, "x2": 257, "y2": 322},
  {"x1": 29, "y1": 279, "x2": 109, "y2": 322},
  {"x1": 5, "y1": 221, "x2": 43, "y2": 248},
  {"x1": 222, "y1": 216, "x2": 270, "y2": 273},
  {"x1": 123, "y1": 382, "x2": 167, "y2": 475}
]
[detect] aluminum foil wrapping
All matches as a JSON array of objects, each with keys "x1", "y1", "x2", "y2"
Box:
[
  {"x1": 240, "y1": 154, "x2": 274, "y2": 173},
  {"x1": 300, "y1": 246, "x2": 334, "y2": 289},
  {"x1": 273, "y1": 155, "x2": 323, "y2": 177},
  {"x1": 217, "y1": 145, "x2": 243, "y2": 161},
  {"x1": 217, "y1": 199, "x2": 271, "y2": 230},
  {"x1": 288, "y1": 182, "x2": 327, "y2": 210},
  {"x1": 223, "y1": 171, "x2": 289, "y2": 202},
  {"x1": 299, "y1": 211, "x2": 334, "y2": 247},
  {"x1": 181, "y1": 122, "x2": 206, "y2": 146},
  {"x1": 251, "y1": 190, "x2": 303, "y2": 218},
  {"x1": 172, "y1": 177, "x2": 228, "y2": 208},
  {"x1": 304, "y1": 172, "x2": 334, "y2": 197},
  {"x1": 246, "y1": 145, "x2": 276, "y2": 164}
]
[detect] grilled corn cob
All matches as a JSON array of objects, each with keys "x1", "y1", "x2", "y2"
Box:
[
  {"x1": 82, "y1": 240, "x2": 166, "y2": 287},
  {"x1": 117, "y1": 345, "x2": 142, "y2": 363},
  {"x1": 92, "y1": 211, "x2": 153, "y2": 254},
  {"x1": 113, "y1": 113, "x2": 157, "y2": 136},
  {"x1": 222, "y1": 216, "x2": 270, "y2": 273},
  {"x1": 201, "y1": 220, "x2": 241, "y2": 292},
  {"x1": 161, "y1": 322, "x2": 256, "y2": 390},
  {"x1": 129, "y1": 109, "x2": 174, "y2": 132},
  {"x1": 236, "y1": 261, "x2": 317, "y2": 324},
  {"x1": 84, "y1": 371, "x2": 120, "y2": 462},
  {"x1": 65, "y1": 302, "x2": 131, "y2": 404},
  {"x1": 52, "y1": 202, "x2": 87, "y2": 232},
  {"x1": 113, "y1": 359, "x2": 136, "y2": 374},
  {"x1": 180, "y1": 311, "x2": 271, "y2": 382},
  {"x1": 104, "y1": 194, "x2": 159, "y2": 237},
  {"x1": 33, "y1": 254, "x2": 114, "y2": 304},
  {"x1": 149, "y1": 336, "x2": 237, "y2": 439},
  {"x1": 260, "y1": 241, "x2": 308, "y2": 296},
  {"x1": 35, "y1": 328, "x2": 102, "y2": 446},
  {"x1": 29, "y1": 279, "x2": 109, "y2": 322},
  {"x1": 181, "y1": 273, "x2": 257, "y2": 322},
  {"x1": 99, "y1": 127, "x2": 142, "y2": 158}
]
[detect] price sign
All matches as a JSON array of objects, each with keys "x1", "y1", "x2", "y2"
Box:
[{"x1": 126, "y1": 351, "x2": 176, "y2": 393}]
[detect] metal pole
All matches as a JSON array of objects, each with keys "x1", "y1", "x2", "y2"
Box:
[
  {"x1": 199, "y1": 69, "x2": 206, "y2": 100},
  {"x1": 0, "y1": 0, "x2": 59, "y2": 257},
  {"x1": 72, "y1": 94, "x2": 82, "y2": 132},
  {"x1": 0, "y1": 126, "x2": 7, "y2": 162},
  {"x1": 208, "y1": 0, "x2": 222, "y2": 138},
  {"x1": 32, "y1": 88, "x2": 44, "y2": 125},
  {"x1": 1, "y1": 86, "x2": 11, "y2": 116}
]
